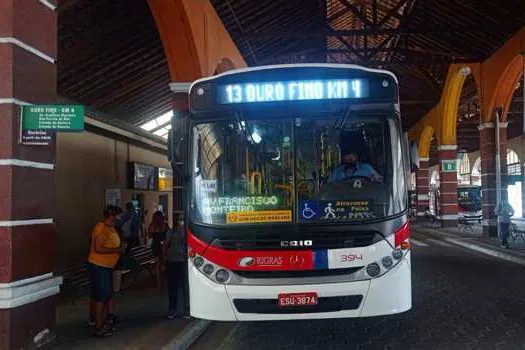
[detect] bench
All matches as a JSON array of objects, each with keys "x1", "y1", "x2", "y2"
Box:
[
  {"x1": 510, "y1": 222, "x2": 525, "y2": 242},
  {"x1": 60, "y1": 246, "x2": 158, "y2": 302},
  {"x1": 457, "y1": 215, "x2": 482, "y2": 232},
  {"x1": 424, "y1": 212, "x2": 441, "y2": 227},
  {"x1": 60, "y1": 261, "x2": 90, "y2": 303},
  {"x1": 129, "y1": 246, "x2": 157, "y2": 280}
]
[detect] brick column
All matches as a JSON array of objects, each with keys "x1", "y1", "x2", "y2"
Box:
[
  {"x1": 416, "y1": 158, "x2": 430, "y2": 217},
  {"x1": 437, "y1": 145, "x2": 458, "y2": 226},
  {"x1": 0, "y1": 1, "x2": 62, "y2": 348},
  {"x1": 479, "y1": 122, "x2": 508, "y2": 237}
]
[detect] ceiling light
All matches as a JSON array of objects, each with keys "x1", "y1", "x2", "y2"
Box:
[
  {"x1": 140, "y1": 119, "x2": 158, "y2": 131},
  {"x1": 156, "y1": 111, "x2": 174, "y2": 125},
  {"x1": 154, "y1": 127, "x2": 169, "y2": 136},
  {"x1": 459, "y1": 66, "x2": 471, "y2": 76},
  {"x1": 251, "y1": 131, "x2": 262, "y2": 144}
]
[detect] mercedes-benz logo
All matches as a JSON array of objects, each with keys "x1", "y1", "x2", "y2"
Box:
[{"x1": 289, "y1": 255, "x2": 305, "y2": 266}]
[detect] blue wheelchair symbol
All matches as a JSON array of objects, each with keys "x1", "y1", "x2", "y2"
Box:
[{"x1": 300, "y1": 201, "x2": 318, "y2": 220}]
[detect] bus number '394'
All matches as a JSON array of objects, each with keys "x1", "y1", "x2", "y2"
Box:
[
  {"x1": 340, "y1": 254, "x2": 363, "y2": 262},
  {"x1": 281, "y1": 240, "x2": 313, "y2": 248}
]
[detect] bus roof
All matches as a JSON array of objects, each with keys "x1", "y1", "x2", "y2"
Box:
[{"x1": 189, "y1": 63, "x2": 399, "y2": 94}]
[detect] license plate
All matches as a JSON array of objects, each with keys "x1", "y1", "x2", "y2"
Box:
[{"x1": 278, "y1": 292, "x2": 318, "y2": 307}]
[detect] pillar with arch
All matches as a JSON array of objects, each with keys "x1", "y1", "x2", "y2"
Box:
[
  {"x1": 414, "y1": 126, "x2": 434, "y2": 217},
  {"x1": 408, "y1": 64, "x2": 476, "y2": 226},
  {"x1": 409, "y1": 24, "x2": 525, "y2": 231},
  {"x1": 478, "y1": 121, "x2": 508, "y2": 237},
  {"x1": 416, "y1": 158, "x2": 430, "y2": 217},
  {"x1": 0, "y1": 1, "x2": 62, "y2": 348},
  {"x1": 148, "y1": 0, "x2": 248, "y2": 323},
  {"x1": 437, "y1": 145, "x2": 459, "y2": 225}
]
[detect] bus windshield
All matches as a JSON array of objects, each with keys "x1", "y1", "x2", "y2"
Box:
[{"x1": 189, "y1": 112, "x2": 406, "y2": 225}]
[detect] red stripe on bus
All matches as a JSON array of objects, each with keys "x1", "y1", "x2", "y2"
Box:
[
  {"x1": 188, "y1": 231, "x2": 314, "y2": 271},
  {"x1": 187, "y1": 230, "x2": 209, "y2": 255},
  {"x1": 394, "y1": 222, "x2": 411, "y2": 247}
]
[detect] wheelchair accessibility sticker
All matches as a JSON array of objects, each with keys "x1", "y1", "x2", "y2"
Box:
[{"x1": 299, "y1": 201, "x2": 318, "y2": 221}]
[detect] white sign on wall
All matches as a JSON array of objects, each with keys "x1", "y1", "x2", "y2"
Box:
[
  {"x1": 105, "y1": 188, "x2": 122, "y2": 207},
  {"x1": 200, "y1": 180, "x2": 218, "y2": 193}
]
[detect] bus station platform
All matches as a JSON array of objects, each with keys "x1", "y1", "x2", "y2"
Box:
[
  {"x1": 412, "y1": 221, "x2": 525, "y2": 266},
  {"x1": 52, "y1": 274, "x2": 200, "y2": 350}
]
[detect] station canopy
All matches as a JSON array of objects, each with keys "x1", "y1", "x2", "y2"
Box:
[{"x1": 58, "y1": 0, "x2": 525, "y2": 148}]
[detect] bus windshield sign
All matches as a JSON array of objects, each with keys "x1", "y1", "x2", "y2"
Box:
[{"x1": 217, "y1": 79, "x2": 369, "y2": 104}]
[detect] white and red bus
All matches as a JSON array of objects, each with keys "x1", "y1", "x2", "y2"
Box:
[{"x1": 171, "y1": 64, "x2": 412, "y2": 321}]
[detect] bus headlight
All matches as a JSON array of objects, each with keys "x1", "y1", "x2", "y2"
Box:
[
  {"x1": 392, "y1": 249, "x2": 403, "y2": 260},
  {"x1": 202, "y1": 264, "x2": 214, "y2": 275},
  {"x1": 382, "y1": 256, "x2": 394, "y2": 269},
  {"x1": 193, "y1": 256, "x2": 204, "y2": 268},
  {"x1": 366, "y1": 263, "x2": 380, "y2": 277},
  {"x1": 215, "y1": 269, "x2": 230, "y2": 283}
]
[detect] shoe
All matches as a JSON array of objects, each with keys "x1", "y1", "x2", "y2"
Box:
[
  {"x1": 88, "y1": 319, "x2": 96, "y2": 327},
  {"x1": 176, "y1": 312, "x2": 190, "y2": 319},
  {"x1": 167, "y1": 310, "x2": 177, "y2": 320},
  {"x1": 103, "y1": 321, "x2": 116, "y2": 332},
  {"x1": 107, "y1": 314, "x2": 119, "y2": 325},
  {"x1": 92, "y1": 327, "x2": 113, "y2": 337}
]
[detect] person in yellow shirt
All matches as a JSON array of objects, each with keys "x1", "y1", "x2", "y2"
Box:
[{"x1": 87, "y1": 205, "x2": 125, "y2": 337}]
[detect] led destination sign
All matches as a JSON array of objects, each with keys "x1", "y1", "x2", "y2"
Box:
[{"x1": 217, "y1": 79, "x2": 369, "y2": 104}]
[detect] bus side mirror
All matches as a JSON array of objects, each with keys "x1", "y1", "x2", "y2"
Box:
[{"x1": 409, "y1": 142, "x2": 420, "y2": 169}]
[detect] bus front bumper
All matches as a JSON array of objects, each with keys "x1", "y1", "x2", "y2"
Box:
[{"x1": 189, "y1": 252, "x2": 411, "y2": 321}]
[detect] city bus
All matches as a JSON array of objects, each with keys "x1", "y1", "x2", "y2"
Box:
[
  {"x1": 457, "y1": 185, "x2": 482, "y2": 215},
  {"x1": 428, "y1": 185, "x2": 482, "y2": 217},
  {"x1": 172, "y1": 64, "x2": 412, "y2": 321}
]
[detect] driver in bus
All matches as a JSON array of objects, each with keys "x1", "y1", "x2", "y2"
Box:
[{"x1": 327, "y1": 149, "x2": 383, "y2": 183}]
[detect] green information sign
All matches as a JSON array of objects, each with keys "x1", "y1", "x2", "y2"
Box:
[
  {"x1": 441, "y1": 160, "x2": 457, "y2": 172},
  {"x1": 22, "y1": 105, "x2": 84, "y2": 131},
  {"x1": 281, "y1": 136, "x2": 291, "y2": 149}
]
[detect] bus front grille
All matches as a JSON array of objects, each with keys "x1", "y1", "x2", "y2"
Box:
[
  {"x1": 214, "y1": 231, "x2": 381, "y2": 250},
  {"x1": 233, "y1": 295, "x2": 364, "y2": 314},
  {"x1": 232, "y1": 267, "x2": 363, "y2": 279}
]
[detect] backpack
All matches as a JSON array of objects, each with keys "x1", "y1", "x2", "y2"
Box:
[{"x1": 121, "y1": 213, "x2": 135, "y2": 238}]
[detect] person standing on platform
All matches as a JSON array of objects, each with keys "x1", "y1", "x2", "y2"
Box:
[
  {"x1": 118, "y1": 202, "x2": 141, "y2": 251},
  {"x1": 495, "y1": 200, "x2": 515, "y2": 249},
  {"x1": 87, "y1": 205, "x2": 125, "y2": 337},
  {"x1": 148, "y1": 211, "x2": 170, "y2": 288},
  {"x1": 164, "y1": 215, "x2": 189, "y2": 319}
]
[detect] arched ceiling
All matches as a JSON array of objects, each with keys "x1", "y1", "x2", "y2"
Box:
[
  {"x1": 57, "y1": 0, "x2": 525, "y2": 140},
  {"x1": 211, "y1": 0, "x2": 525, "y2": 129}
]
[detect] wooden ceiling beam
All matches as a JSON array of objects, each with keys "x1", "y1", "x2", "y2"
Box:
[
  {"x1": 124, "y1": 101, "x2": 173, "y2": 126},
  {"x1": 109, "y1": 84, "x2": 172, "y2": 119},
  {"x1": 241, "y1": 25, "x2": 517, "y2": 38},
  {"x1": 377, "y1": 0, "x2": 410, "y2": 27},
  {"x1": 83, "y1": 71, "x2": 169, "y2": 111},
  {"x1": 90, "y1": 65, "x2": 170, "y2": 109},
  {"x1": 337, "y1": 0, "x2": 372, "y2": 27},
  {"x1": 59, "y1": 25, "x2": 158, "y2": 80},
  {"x1": 62, "y1": 48, "x2": 166, "y2": 97}
]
